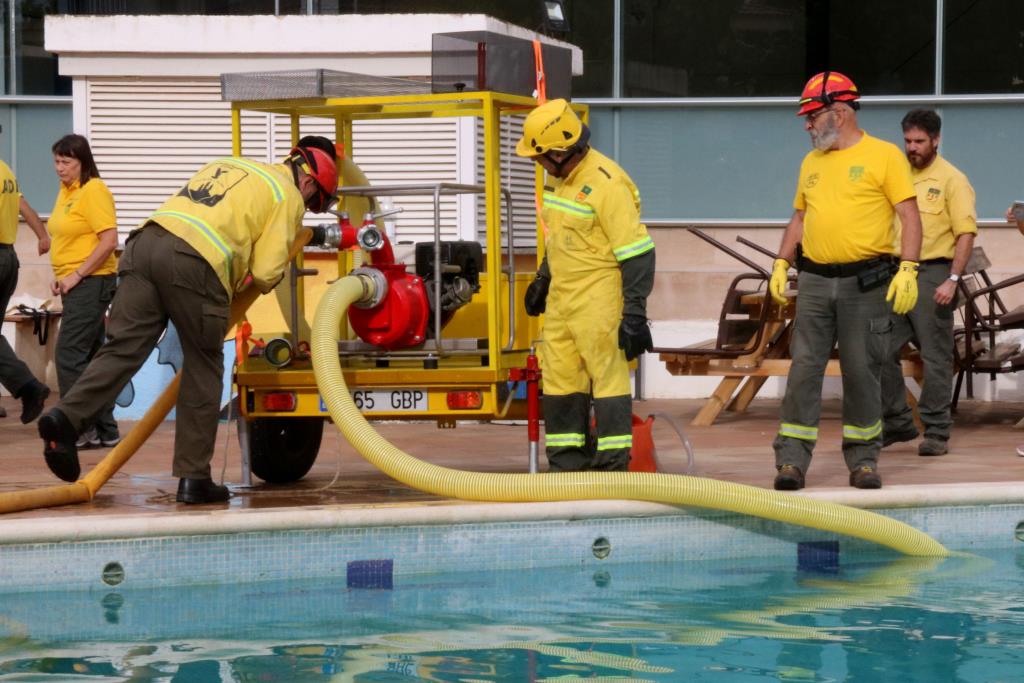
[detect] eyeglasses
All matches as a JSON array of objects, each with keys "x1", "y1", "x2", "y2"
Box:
[{"x1": 806, "y1": 106, "x2": 835, "y2": 125}]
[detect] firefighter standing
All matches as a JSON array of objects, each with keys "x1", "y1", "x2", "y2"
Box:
[
  {"x1": 881, "y1": 109, "x2": 976, "y2": 457},
  {"x1": 516, "y1": 99, "x2": 655, "y2": 472},
  {"x1": 769, "y1": 72, "x2": 923, "y2": 490},
  {"x1": 38, "y1": 137, "x2": 339, "y2": 503},
  {"x1": 0, "y1": 159, "x2": 51, "y2": 423}
]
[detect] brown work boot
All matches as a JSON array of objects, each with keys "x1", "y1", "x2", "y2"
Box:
[
  {"x1": 918, "y1": 438, "x2": 948, "y2": 456},
  {"x1": 849, "y1": 466, "x2": 882, "y2": 489},
  {"x1": 774, "y1": 464, "x2": 805, "y2": 490}
]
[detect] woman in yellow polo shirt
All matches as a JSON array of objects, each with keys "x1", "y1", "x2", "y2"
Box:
[{"x1": 47, "y1": 134, "x2": 120, "y2": 449}]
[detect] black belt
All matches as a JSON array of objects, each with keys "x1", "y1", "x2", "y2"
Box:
[
  {"x1": 796, "y1": 255, "x2": 896, "y2": 278},
  {"x1": 920, "y1": 257, "x2": 952, "y2": 265},
  {"x1": 0, "y1": 243, "x2": 12, "y2": 250}
]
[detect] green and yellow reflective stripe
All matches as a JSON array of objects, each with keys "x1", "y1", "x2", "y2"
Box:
[
  {"x1": 778, "y1": 422, "x2": 818, "y2": 441},
  {"x1": 843, "y1": 420, "x2": 882, "y2": 441},
  {"x1": 545, "y1": 432, "x2": 586, "y2": 448},
  {"x1": 613, "y1": 236, "x2": 655, "y2": 261},
  {"x1": 543, "y1": 193, "x2": 595, "y2": 218},
  {"x1": 151, "y1": 210, "x2": 233, "y2": 281},
  {"x1": 218, "y1": 158, "x2": 285, "y2": 202},
  {"x1": 597, "y1": 434, "x2": 633, "y2": 451}
]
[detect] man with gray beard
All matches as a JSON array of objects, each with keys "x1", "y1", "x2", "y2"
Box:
[{"x1": 767, "y1": 71, "x2": 923, "y2": 490}]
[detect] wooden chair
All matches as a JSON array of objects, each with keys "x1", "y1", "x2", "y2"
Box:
[
  {"x1": 953, "y1": 246, "x2": 1024, "y2": 406},
  {"x1": 653, "y1": 228, "x2": 778, "y2": 367}
]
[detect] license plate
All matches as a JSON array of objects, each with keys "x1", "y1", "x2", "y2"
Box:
[{"x1": 350, "y1": 388, "x2": 428, "y2": 412}]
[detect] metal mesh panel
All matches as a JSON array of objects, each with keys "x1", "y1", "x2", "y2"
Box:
[{"x1": 220, "y1": 69, "x2": 432, "y2": 101}]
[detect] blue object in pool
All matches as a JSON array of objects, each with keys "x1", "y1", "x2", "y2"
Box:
[{"x1": 347, "y1": 558, "x2": 394, "y2": 589}]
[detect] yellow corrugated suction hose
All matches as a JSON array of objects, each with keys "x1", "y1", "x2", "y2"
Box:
[{"x1": 312, "y1": 275, "x2": 949, "y2": 558}]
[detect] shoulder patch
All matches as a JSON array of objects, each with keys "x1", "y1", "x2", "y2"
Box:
[{"x1": 597, "y1": 167, "x2": 612, "y2": 179}]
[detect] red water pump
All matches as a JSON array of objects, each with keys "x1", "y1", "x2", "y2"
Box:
[{"x1": 313, "y1": 209, "x2": 482, "y2": 351}]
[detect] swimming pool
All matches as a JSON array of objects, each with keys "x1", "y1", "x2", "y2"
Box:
[
  {"x1": 0, "y1": 546, "x2": 1021, "y2": 681},
  {"x1": 0, "y1": 499, "x2": 1021, "y2": 680}
]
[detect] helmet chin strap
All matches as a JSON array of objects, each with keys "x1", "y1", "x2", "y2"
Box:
[{"x1": 543, "y1": 125, "x2": 592, "y2": 178}]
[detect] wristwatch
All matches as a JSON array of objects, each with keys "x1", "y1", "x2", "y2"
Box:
[{"x1": 948, "y1": 273, "x2": 961, "y2": 283}]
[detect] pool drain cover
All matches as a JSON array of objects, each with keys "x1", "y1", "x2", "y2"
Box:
[
  {"x1": 592, "y1": 537, "x2": 611, "y2": 559},
  {"x1": 101, "y1": 562, "x2": 125, "y2": 586}
]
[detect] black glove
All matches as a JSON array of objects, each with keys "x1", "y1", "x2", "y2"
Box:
[
  {"x1": 618, "y1": 314, "x2": 653, "y2": 361},
  {"x1": 524, "y1": 274, "x2": 550, "y2": 316}
]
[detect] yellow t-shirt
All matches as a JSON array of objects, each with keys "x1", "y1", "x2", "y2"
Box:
[
  {"x1": 893, "y1": 154, "x2": 977, "y2": 261},
  {"x1": 0, "y1": 161, "x2": 20, "y2": 245},
  {"x1": 793, "y1": 132, "x2": 915, "y2": 264},
  {"x1": 145, "y1": 158, "x2": 306, "y2": 298},
  {"x1": 48, "y1": 177, "x2": 118, "y2": 279}
]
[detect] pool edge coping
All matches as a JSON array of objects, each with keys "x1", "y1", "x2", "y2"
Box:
[{"x1": 0, "y1": 481, "x2": 1021, "y2": 545}]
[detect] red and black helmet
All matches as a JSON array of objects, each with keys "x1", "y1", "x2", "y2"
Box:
[
  {"x1": 797, "y1": 71, "x2": 860, "y2": 116},
  {"x1": 289, "y1": 144, "x2": 338, "y2": 213}
]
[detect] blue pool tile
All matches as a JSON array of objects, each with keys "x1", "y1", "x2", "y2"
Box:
[
  {"x1": 797, "y1": 540, "x2": 840, "y2": 574},
  {"x1": 347, "y1": 559, "x2": 394, "y2": 589}
]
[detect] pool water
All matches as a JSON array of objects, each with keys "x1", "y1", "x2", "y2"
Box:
[{"x1": 0, "y1": 546, "x2": 1022, "y2": 681}]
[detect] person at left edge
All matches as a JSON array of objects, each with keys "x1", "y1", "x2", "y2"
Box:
[
  {"x1": 0, "y1": 158, "x2": 51, "y2": 423},
  {"x1": 47, "y1": 134, "x2": 120, "y2": 450},
  {"x1": 38, "y1": 137, "x2": 339, "y2": 503}
]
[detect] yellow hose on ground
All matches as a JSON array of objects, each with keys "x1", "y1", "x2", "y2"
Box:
[
  {"x1": 0, "y1": 229, "x2": 313, "y2": 515},
  {"x1": 312, "y1": 275, "x2": 949, "y2": 557}
]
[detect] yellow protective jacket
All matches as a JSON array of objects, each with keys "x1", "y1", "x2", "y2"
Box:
[
  {"x1": 542, "y1": 148, "x2": 655, "y2": 319},
  {"x1": 144, "y1": 158, "x2": 306, "y2": 299}
]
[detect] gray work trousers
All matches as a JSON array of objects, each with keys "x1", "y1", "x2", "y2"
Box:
[
  {"x1": 773, "y1": 270, "x2": 892, "y2": 474},
  {"x1": 881, "y1": 261, "x2": 954, "y2": 441},
  {"x1": 56, "y1": 274, "x2": 119, "y2": 440},
  {"x1": 57, "y1": 226, "x2": 229, "y2": 479},
  {"x1": 0, "y1": 246, "x2": 39, "y2": 398}
]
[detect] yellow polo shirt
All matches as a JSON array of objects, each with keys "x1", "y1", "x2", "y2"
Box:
[
  {"x1": 894, "y1": 154, "x2": 977, "y2": 261},
  {"x1": 0, "y1": 161, "x2": 20, "y2": 245},
  {"x1": 145, "y1": 158, "x2": 306, "y2": 298},
  {"x1": 48, "y1": 177, "x2": 118, "y2": 279},
  {"x1": 794, "y1": 132, "x2": 916, "y2": 264}
]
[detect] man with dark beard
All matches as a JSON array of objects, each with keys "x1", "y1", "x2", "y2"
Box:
[
  {"x1": 767, "y1": 71, "x2": 923, "y2": 490},
  {"x1": 881, "y1": 109, "x2": 976, "y2": 457}
]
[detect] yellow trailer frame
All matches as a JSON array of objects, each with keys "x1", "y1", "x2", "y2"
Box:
[{"x1": 226, "y1": 83, "x2": 588, "y2": 481}]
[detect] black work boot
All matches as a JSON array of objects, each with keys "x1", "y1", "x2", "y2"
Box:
[
  {"x1": 918, "y1": 438, "x2": 948, "y2": 456},
  {"x1": 849, "y1": 466, "x2": 882, "y2": 489},
  {"x1": 38, "y1": 408, "x2": 80, "y2": 482},
  {"x1": 176, "y1": 478, "x2": 231, "y2": 504},
  {"x1": 881, "y1": 427, "x2": 918, "y2": 448},
  {"x1": 773, "y1": 464, "x2": 805, "y2": 490},
  {"x1": 18, "y1": 380, "x2": 50, "y2": 425}
]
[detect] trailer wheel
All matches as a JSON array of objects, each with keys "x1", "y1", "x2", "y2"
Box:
[{"x1": 249, "y1": 417, "x2": 324, "y2": 483}]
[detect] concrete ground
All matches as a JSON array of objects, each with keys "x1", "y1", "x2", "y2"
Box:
[{"x1": 3, "y1": 394, "x2": 1024, "y2": 523}]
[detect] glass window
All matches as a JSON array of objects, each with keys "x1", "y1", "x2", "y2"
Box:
[
  {"x1": 563, "y1": 0, "x2": 613, "y2": 97},
  {"x1": 13, "y1": 1, "x2": 68, "y2": 95},
  {"x1": 622, "y1": 0, "x2": 934, "y2": 97},
  {"x1": 944, "y1": 0, "x2": 1024, "y2": 93}
]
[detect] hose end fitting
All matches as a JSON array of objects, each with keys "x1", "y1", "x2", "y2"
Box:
[{"x1": 349, "y1": 267, "x2": 388, "y2": 309}]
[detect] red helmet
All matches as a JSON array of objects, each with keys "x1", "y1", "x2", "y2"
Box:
[
  {"x1": 797, "y1": 71, "x2": 860, "y2": 116},
  {"x1": 290, "y1": 145, "x2": 338, "y2": 213}
]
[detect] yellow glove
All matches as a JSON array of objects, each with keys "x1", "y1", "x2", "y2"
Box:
[
  {"x1": 769, "y1": 258, "x2": 790, "y2": 305},
  {"x1": 886, "y1": 260, "x2": 919, "y2": 314}
]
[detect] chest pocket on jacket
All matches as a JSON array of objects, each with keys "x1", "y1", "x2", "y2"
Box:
[
  {"x1": 543, "y1": 197, "x2": 596, "y2": 253},
  {"x1": 917, "y1": 202, "x2": 944, "y2": 217}
]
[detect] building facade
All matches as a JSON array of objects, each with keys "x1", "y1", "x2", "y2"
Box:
[{"x1": 3, "y1": 0, "x2": 1024, "y2": 401}]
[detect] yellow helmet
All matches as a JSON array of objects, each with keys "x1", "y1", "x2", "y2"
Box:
[{"x1": 515, "y1": 99, "x2": 584, "y2": 157}]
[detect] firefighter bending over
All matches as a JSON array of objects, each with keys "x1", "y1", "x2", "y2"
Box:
[{"x1": 38, "y1": 136, "x2": 339, "y2": 504}]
